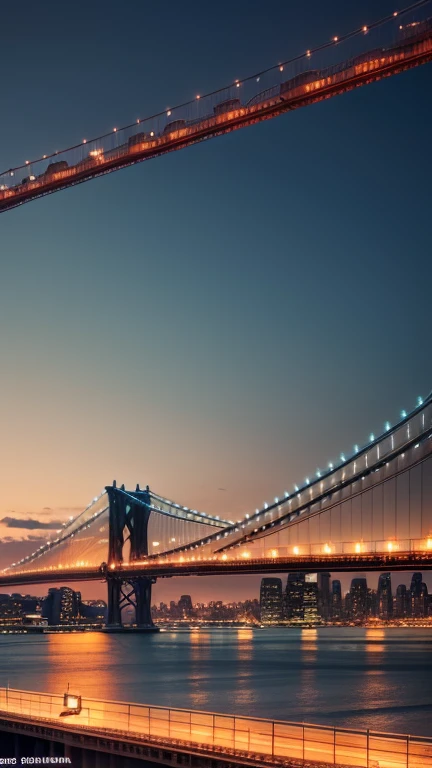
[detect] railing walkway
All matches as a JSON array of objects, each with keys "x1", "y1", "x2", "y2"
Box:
[{"x1": 0, "y1": 689, "x2": 431, "y2": 768}]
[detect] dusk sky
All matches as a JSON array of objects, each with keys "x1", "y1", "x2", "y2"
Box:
[{"x1": 1, "y1": 1, "x2": 431, "y2": 601}]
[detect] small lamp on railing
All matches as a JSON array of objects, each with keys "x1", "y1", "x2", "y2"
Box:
[{"x1": 60, "y1": 684, "x2": 82, "y2": 716}]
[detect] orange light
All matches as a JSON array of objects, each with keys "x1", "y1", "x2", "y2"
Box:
[
  {"x1": 241, "y1": 551, "x2": 250, "y2": 559},
  {"x1": 387, "y1": 542, "x2": 393, "y2": 552},
  {"x1": 110, "y1": 563, "x2": 116, "y2": 570},
  {"x1": 427, "y1": 539, "x2": 432, "y2": 550},
  {"x1": 363, "y1": 25, "x2": 368, "y2": 32},
  {"x1": 270, "y1": 549, "x2": 278, "y2": 558},
  {"x1": 279, "y1": 66, "x2": 283, "y2": 72},
  {"x1": 333, "y1": 36, "x2": 338, "y2": 42},
  {"x1": 306, "y1": 50, "x2": 311, "y2": 58},
  {"x1": 221, "y1": 554, "x2": 228, "y2": 561},
  {"x1": 196, "y1": 95, "x2": 200, "y2": 100},
  {"x1": 293, "y1": 546, "x2": 299, "y2": 555},
  {"x1": 355, "y1": 543, "x2": 361, "y2": 553},
  {"x1": 324, "y1": 543, "x2": 331, "y2": 554}
]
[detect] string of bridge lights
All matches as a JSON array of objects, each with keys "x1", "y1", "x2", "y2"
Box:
[
  {"x1": 171, "y1": 394, "x2": 429, "y2": 555},
  {"x1": 7, "y1": 490, "x2": 108, "y2": 571},
  {"x1": 5, "y1": 393, "x2": 430, "y2": 569},
  {"x1": 2, "y1": 0, "x2": 430, "y2": 177}
]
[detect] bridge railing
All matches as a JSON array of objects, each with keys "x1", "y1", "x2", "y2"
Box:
[{"x1": 0, "y1": 688, "x2": 430, "y2": 768}]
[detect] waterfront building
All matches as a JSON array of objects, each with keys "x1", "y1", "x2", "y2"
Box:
[
  {"x1": 303, "y1": 574, "x2": 319, "y2": 623},
  {"x1": 316, "y1": 572, "x2": 331, "y2": 620},
  {"x1": 285, "y1": 573, "x2": 305, "y2": 622},
  {"x1": 178, "y1": 595, "x2": 193, "y2": 617},
  {"x1": 43, "y1": 587, "x2": 81, "y2": 625},
  {"x1": 260, "y1": 578, "x2": 283, "y2": 624},
  {"x1": 349, "y1": 577, "x2": 368, "y2": 622},
  {"x1": 331, "y1": 580, "x2": 342, "y2": 619},
  {"x1": 377, "y1": 573, "x2": 393, "y2": 619},
  {"x1": 395, "y1": 584, "x2": 409, "y2": 618}
]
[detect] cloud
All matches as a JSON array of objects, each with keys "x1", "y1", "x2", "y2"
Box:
[{"x1": 0, "y1": 517, "x2": 64, "y2": 531}]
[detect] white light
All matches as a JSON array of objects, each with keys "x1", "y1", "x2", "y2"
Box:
[
  {"x1": 305, "y1": 478, "x2": 310, "y2": 485},
  {"x1": 264, "y1": 502, "x2": 268, "y2": 509},
  {"x1": 340, "y1": 454, "x2": 345, "y2": 462},
  {"x1": 294, "y1": 484, "x2": 299, "y2": 492},
  {"x1": 333, "y1": 36, "x2": 338, "y2": 42},
  {"x1": 363, "y1": 25, "x2": 368, "y2": 33},
  {"x1": 328, "y1": 463, "x2": 333, "y2": 470},
  {"x1": 306, "y1": 50, "x2": 311, "y2": 58},
  {"x1": 401, "y1": 410, "x2": 407, "y2": 418},
  {"x1": 274, "y1": 497, "x2": 279, "y2": 503},
  {"x1": 293, "y1": 546, "x2": 299, "y2": 555},
  {"x1": 354, "y1": 444, "x2": 359, "y2": 453},
  {"x1": 284, "y1": 491, "x2": 289, "y2": 498},
  {"x1": 370, "y1": 433, "x2": 375, "y2": 442},
  {"x1": 152, "y1": 541, "x2": 160, "y2": 547},
  {"x1": 316, "y1": 470, "x2": 321, "y2": 477},
  {"x1": 245, "y1": 514, "x2": 249, "y2": 519},
  {"x1": 167, "y1": 110, "x2": 171, "y2": 116},
  {"x1": 418, "y1": 396, "x2": 423, "y2": 406}
]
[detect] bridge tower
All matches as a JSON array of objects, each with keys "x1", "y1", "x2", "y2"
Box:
[{"x1": 105, "y1": 482, "x2": 157, "y2": 629}]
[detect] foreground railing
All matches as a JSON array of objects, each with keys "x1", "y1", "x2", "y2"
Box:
[{"x1": 0, "y1": 688, "x2": 431, "y2": 768}]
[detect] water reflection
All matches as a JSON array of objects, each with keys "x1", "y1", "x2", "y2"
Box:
[
  {"x1": 43, "y1": 633, "x2": 115, "y2": 700},
  {"x1": 365, "y1": 628, "x2": 386, "y2": 654},
  {"x1": 237, "y1": 629, "x2": 253, "y2": 662},
  {"x1": 301, "y1": 628, "x2": 318, "y2": 654}
]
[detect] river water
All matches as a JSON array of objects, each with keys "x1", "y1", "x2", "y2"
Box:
[{"x1": 0, "y1": 627, "x2": 430, "y2": 737}]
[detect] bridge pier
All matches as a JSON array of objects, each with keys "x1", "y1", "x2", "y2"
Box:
[{"x1": 107, "y1": 575, "x2": 157, "y2": 630}]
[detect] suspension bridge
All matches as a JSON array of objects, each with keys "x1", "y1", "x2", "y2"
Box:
[
  {"x1": 0, "y1": 1, "x2": 432, "y2": 213},
  {"x1": 1, "y1": 392, "x2": 431, "y2": 626}
]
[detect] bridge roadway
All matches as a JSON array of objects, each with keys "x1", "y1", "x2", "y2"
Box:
[
  {"x1": 0, "y1": 551, "x2": 431, "y2": 588},
  {"x1": 1, "y1": 20, "x2": 431, "y2": 214},
  {"x1": 0, "y1": 688, "x2": 431, "y2": 768}
]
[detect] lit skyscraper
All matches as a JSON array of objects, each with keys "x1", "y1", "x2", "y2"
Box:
[
  {"x1": 331, "y1": 580, "x2": 342, "y2": 619},
  {"x1": 285, "y1": 573, "x2": 305, "y2": 622},
  {"x1": 304, "y1": 574, "x2": 319, "y2": 623},
  {"x1": 260, "y1": 578, "x2": 283, "y2": 624},
  {"x1": 349, "y1": 578, "x2": 368, "y2": 622},
  {"x1": 377, "y1": 573, "x2": 393, "y2": 619}
]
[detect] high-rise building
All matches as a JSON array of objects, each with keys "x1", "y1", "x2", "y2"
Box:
[
  {"x1": 260, "y1": 578, "x2": 283, "y2": 624},
  {"x1": 377, "y1": 573, "x2": 393, "y2": 619},
  {"x1": 303, "y1": 574, "x2": 319, "y2": 623},
  {"x1": 395, "y1": 584, "x2": 409, "y2": 618},
  {"x1": 410, "y1": 573, "x2": 428, "y2": 618},
  {"x1": 331, "y1": 580, "x2": 342, "y2": 619},
  {"x1": 42, "y1": 587, "x2": 81, "y2": 625},
  {"x1": 285, "y1": 573, "x2": 305, "y2": 622},
  {"x1": 316, "y1": 572, "x2": 331, "y2": 620},
  {"x1": 178, "y1": 595, "x2": 193, "y2": 617},
  {"x1": 349, "y1": 577, "x2": 368, "y2": 622}
]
